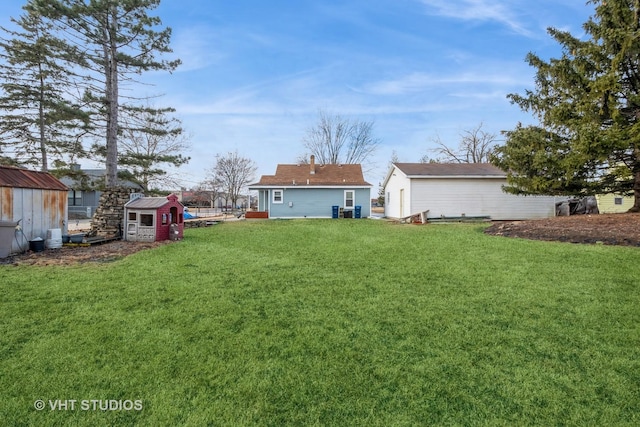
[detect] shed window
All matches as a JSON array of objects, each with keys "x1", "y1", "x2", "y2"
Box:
[
  {"x1": 614, "y1": 197, "x2": 623, "y2": 205},
  {"x1": 162, "y1": 213, "x2": 168, "y2": 225},
  {"x1": 128, "y1": 212, "x2": 137, "y2": 221},
  {"x1": 273, "y1": 190, "x2": 283, "y2": 204},
  {"x1": 140, "y1": 214, "x2": 154, "y2": 227},
  {"x1": 344, "y1": 190, "x2": 354, "y2": 208}
]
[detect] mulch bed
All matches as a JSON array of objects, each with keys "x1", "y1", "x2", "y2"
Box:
[
  {"x1": 484, "y1": 212, "x2": 640, "y2": 247},
  {"x1": 0, "y1": 240, "x2": 175, "y2": 266}
]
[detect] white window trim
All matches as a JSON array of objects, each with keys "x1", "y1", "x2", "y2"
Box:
[
  {"x1": 344, "y1": 190, "x2": 355, "y2": 209},
  {"x1": 272, "y1": 189, "x2": 284, "y2": 204}
]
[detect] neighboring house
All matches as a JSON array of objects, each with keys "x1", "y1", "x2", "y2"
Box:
[
  {"x1": 383, "y1": 163, "x2": 561, "y2": 220},
  {"x1": 0, "y1": 165, "x2": 68, "y2": 257},
  {"x1": 58, "y1": 168, "x2": 143, "y2": 219},
  {"x1": 248, "y1": 156, "x2": 372, "y2": 219},
  {"x1": 595, "y1": 193, "x2": 635, "y2": 213}
]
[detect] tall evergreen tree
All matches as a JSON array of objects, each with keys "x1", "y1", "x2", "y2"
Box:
[
  {"x1": 34, "y1": 0, "x2": 180, "y2": 186},
  {"x1": 0, "y1": 2, "x2": 88, "y2": 171},
  {"x1": 492, "y1": 0, "x2": 640, "y2": 211}
]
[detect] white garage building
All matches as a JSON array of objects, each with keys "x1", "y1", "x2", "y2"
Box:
[{"x1": 383, "y1": 163, "x2": 560, "y2": 221}]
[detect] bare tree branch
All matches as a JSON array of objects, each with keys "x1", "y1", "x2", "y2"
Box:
[
  {"x1": 301, "y1": 109, "x2": 380, "y2": 168},
  {"x1": 430, "y1": 123, "x2": 498, "y2": 163}
]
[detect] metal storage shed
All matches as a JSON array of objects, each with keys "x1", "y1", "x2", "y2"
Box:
[
  {"x1": 0, "y1": 165, "x2": 68, "y2": 257},
  {"x1": 124, "y1": 194, "x2": 184, "y2": 242}
]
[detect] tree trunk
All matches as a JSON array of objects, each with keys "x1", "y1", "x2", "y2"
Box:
[
  {"x1": 631, "y1": 170, "x2": 640, "y2": 212},
  {"x1": 38, "y1": 65, "x2": 47, "y2": 172},
  {"x1": 104, "y1": 7, "x2": 119, "y2": 187}
]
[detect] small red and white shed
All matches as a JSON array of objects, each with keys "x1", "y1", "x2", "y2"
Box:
[{"x1": 124, "y1": 194, "x2": 184, "y2": 242}]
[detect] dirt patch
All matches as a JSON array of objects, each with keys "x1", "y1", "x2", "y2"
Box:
[
  {"x1": 0, "y1": 240, "x2": 175, "y2": 266},
  {"x1": 484, "y1": 213, "x2": 640, "y2": 247}
]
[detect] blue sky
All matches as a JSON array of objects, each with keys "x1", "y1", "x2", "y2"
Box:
[{"x1": 0, "y1": 0, "x2": 594, "y2": 188}]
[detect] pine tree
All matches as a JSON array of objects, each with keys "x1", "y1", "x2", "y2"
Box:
[
  {"x1": 0, "y1": 2, "x2": 88, "y2": 171},
  {"x1": 492, "y1": 0, "x2": 640, "y2": 211},
  {"x1": 34, "y1": 0, "x2": 180, "y2": 186}
]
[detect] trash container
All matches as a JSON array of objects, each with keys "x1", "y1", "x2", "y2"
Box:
[
  {"x1": 29, "y1": 237, "x2": 45, "y2": 252},
  {"x1": 332, "y1": 205, "x2": 339, "y2": 219},
  {"x1": 0, "y1": 221, "x2": 17, "y2": 258},
  {"x1": 355, "y1": 205, "x2": 362, "y2": 218}
]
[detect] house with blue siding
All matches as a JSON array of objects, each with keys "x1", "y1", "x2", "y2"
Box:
[{"x1": 248, "y1": 156, "x2": 372, "y2": 219}]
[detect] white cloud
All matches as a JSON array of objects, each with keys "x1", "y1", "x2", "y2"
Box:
[
  {"x1": 418, "y1": 0, "x2": 532, "y2": 37},
  {"x1": 170, "y1": 26, "x2": 228, "y2": 72},
  {"x1": 362, "y1": 70, "x2": 527, "y2": 96}
]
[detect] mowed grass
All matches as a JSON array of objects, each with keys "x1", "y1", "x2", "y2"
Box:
[{"x1": 1, "y1": 219, "x2": 639, "y2": 426}]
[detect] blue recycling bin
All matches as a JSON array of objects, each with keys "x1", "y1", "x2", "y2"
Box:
[
  {"x1": 332, "y1": 205, "x2": 339, "y2": 219},
  {"x1": 354, "y1": 205, "x2": 362, "y2": 218}
]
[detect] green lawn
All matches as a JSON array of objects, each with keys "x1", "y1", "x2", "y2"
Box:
[{"x1": 1, "y1": 219, "x2": 639, "y2": 426}]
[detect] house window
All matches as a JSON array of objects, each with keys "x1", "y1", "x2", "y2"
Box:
[
  {"x1": 614, "y1": 197, "x2": 623, "y2": 205},
  {"x1": 68, "y1": 190, "x2": 82, "y2": 206},
  {"x1": 272, "y1": 189, "x2": 283, "y2": 204},
  {"x1": 140, "y1": 214, "x2": 154, "y2": 227},
  {"x1": 344, "y1": 190, "x2": 354, "y2": 208}
]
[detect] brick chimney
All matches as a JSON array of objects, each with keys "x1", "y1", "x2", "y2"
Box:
[{"x1": 310, "y1": 155, "x2": 316, "y2": 175}]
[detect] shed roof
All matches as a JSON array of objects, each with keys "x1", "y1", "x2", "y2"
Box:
[
  {"x1": 250, "y1": 162, "x2": 371, "y2": 188},
  {"x1": 0, "y1": 165, "x2": 68, "y2": 191},
  {"x1": 125, "y1": 194, "x2": 183, "y2": 209},
  {"x1": 394, "y1": 163, "x2": 506, "y2": 177}
]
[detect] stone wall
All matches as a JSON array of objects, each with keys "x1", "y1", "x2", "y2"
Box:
[
  {"x1": 89, "y1": 187, "x2": 137, "y2": 238},
  {"x1": 184, "y1": 219, "x2": 219, "y2": 228}
]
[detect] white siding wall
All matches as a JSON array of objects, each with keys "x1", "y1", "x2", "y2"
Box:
[
  {"x1": 384, "y1": 168, "x2": 411, "y2": 218},
  {"x1": 410, "y1": 178, "x2": 557, "y2": 220}
]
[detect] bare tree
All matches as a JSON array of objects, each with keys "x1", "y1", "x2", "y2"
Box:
[
  {"x1": 117, "y1": 106, "x2": 191, "y2": 192},
  {"x1": 210, "y1": 151, "x2": 257, "y2": 210},
  {"x1": 300, "y1": 110, "x2": 380, "y2": 167},
  {"x1": 430, "y1": 123, "x2": 498, "y2": 163},
  {"x1": 194, "y1": 179, "x2": 221, "y2": 209}
]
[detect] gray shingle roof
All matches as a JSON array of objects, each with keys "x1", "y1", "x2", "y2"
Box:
[
  {"x1": 394, "y1": 163, "x2": 506, "y2": 177},
  {"x1": 125, "y1": 197, "x2": 170, "y2": 209}
]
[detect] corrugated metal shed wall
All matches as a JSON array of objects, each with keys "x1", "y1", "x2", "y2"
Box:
[
  {"x1": 0, "y1": 167, "x2": 68, "y2": 255},
  {"x1": 1, "y1": 186, "x2": 68, "y2": 255}
]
